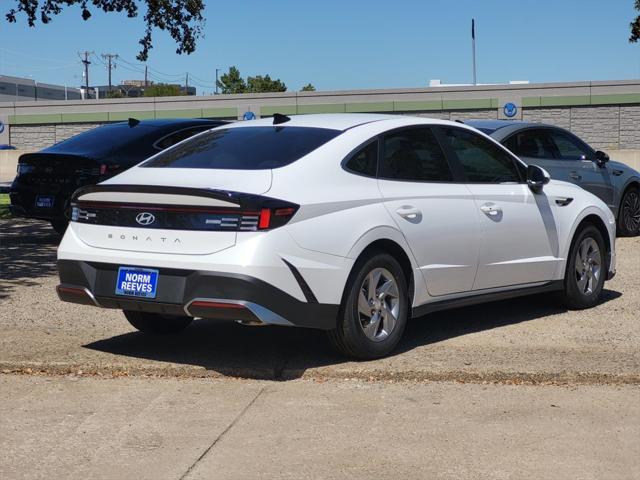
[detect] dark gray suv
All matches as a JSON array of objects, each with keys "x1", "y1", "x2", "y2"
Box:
[{"x1": 466, "y1": 120, "x2": 640, "y2": 237}]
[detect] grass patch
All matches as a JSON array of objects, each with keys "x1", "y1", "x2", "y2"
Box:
[{"x1": 0, "y1": 194, "x2": 11, "y2": 219}]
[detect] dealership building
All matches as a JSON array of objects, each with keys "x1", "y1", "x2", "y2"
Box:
[{"x1": 1, "y1": 79, "x2": 640, "y2": 157}]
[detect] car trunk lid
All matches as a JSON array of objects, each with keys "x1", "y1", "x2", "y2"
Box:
[
  {"x1": 15, "y1": 152, "x2": 100, "y2": 190},
  {"x1": 70, "y1": 177, "x2": 273, "y2": 255}
]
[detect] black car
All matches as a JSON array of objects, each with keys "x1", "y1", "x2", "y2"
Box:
[{"x1": 10, "y1": 118, "x2": 227, "y2": 233}]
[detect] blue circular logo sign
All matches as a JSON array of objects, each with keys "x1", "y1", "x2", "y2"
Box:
[
  {"x1": 0, "y1": 121, "x2": 4, "y2": 134},
  {"x1": 243, "y1": 111, "x2": 256, "y2": 121},
  {"x1": 503, "y1": 102, "x2": 518, "y2": 118}
]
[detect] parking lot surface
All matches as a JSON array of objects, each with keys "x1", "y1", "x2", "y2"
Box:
[
  {"x1": 1, "y1": 218, "x2": 639, "y2": 479},
  {"x1": 1, "y1": 218, "x2": 639, "y2": 384},
  {"x1": 1, "y1": 375, "x2": 638, "y2": 480}
]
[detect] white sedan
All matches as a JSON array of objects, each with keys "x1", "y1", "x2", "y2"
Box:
[{"x1": 56, "y1": 114, "x2": 616, "y2": 359}]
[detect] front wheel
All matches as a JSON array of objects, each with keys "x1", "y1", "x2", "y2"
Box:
[
  {"x1": 561, "y1": 225, "x2": 606, "y2": 310},
  {"x1": 617, "y1": 187, "x2": 640, "y2": 237},
  {"x1": 124, "y1": 311, "x2": 193, "y2": 335},
  {"x1": 328, "y1": 252, "x2": 408, "y2": 359}
]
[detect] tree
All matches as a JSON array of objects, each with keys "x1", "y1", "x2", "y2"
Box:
[
  {"x1": 301, "y1": 83, "x2": 316, "y2": 92},
  {"x1": 143, "y1": 84, "x2": 184, "y2": 97},
  {"x1": 216, "y1": 67, "x2": 288, "y2": 94},
  {"x1": 106, "y1": 89, "x2": 124, "y2": 99},
  {"x1": 246, "y1": 74, "x2": 286, "y2": 93},
  {"x1": 632, "y1": 1, "x2": 640, "y2": 43},
  {"x1": 216, "y1": 66, "x2": 247, "y2": 94},
  {"x1": 5, "y1": 1, "x2": 205, "y2": 61}
]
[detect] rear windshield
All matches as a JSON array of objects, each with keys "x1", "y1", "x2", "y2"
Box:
[
  {"x1": 142, "y1": 126, "x2": 341, "y2": 169},
  {"x1": 46, "y1": 123, "x2": 159, "y2": 157},
  {"x1": 473, "y1": 127, "x2": 496, "y2": 135}
]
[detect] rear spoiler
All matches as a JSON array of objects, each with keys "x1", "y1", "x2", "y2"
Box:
[{"x1": 71, "y1": 184, "x2": 296, "y2": 211}]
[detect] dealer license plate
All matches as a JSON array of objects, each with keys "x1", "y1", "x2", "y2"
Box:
[{"x1": 115, "y1": 267, "x2": 159, "y2": 299}]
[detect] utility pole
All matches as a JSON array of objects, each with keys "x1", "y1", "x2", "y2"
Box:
[
  {"x1": 144, "y1": 65, "x2": 148, "y2": 88},
  {"x1": 101, "y1": 53, "x2": 118, "y2": 94},
  {"x1": 471, "y1": 19, "x2": 477, "y2": 86},
  {"x1": 79, "y1": 51, "x2": 93, "y2": 99},
  {"x1": 185, "y1": 72, "x2": 189, "y2": 94},
  {"x1": 215, "y1": 68, "x2": 221, "y2": 95}
]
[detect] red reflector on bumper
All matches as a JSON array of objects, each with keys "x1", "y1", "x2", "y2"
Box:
[{"x1": 57, "y1": 286, "x2": 88, "y2": 295}]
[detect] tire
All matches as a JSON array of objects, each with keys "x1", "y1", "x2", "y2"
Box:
[
  {"x1": 124, "y1": 311, "x2": 193, "y2": 335},
  {"x1": 328, "y1": 251, "x2": 409, "y2": 359},
  {"x1": 617, "y1": 186, "x2": 640, "y2": 237},
  {"x1": 561, "y1": 224, "x2": 607, "y2": 310},
  {"x1": 50, "y1": 219, "x2": 68, "y2": 235}
]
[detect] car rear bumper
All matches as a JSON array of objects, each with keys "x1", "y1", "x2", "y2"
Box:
[
  {"x1": 56, "y1": 259, "x2": 339, "y2": 330},
  {"x1": 9, "y1": 182, "x2": 72, "y2": 221}
]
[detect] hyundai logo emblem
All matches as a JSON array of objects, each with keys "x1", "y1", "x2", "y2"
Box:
[{"x1": 135, "y1": 212, "x2": 156, "y2": 225}]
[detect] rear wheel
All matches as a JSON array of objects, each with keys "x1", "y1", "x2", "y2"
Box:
[
  {"x1": 617, "y1": 186, "x2": 640, "y2": 237},
  {"x1": 328, "y1": 252, "x2": 408, "y2": 359},
  {"x1": 561, "y1": 225, "x2": 606, "y2": 310},
  {"x1": 124, "y1": 311, "x2": 193, "y2": 335}
]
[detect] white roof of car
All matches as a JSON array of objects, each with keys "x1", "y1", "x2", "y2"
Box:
[{"x1": 225, "y1": 113, "x2": 444, "y2": 131}]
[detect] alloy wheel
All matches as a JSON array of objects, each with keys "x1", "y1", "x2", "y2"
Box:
[
  {"x1": 357, "y1": 267, "x2": 400, "y2": 342},
  {"x1": 574, "y1": 237, "x2": 602, "y2": 296},
  {"x1": 622, "y1": 190, "x2": 640, "y2": 234}
]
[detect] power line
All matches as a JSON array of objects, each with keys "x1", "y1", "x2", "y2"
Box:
[
  {"x1": 0, "y1": 47, "x2": 74, "y2": 64},
  {"x1": 187, "y1": 72, "x2": 212, "y2": 83}
]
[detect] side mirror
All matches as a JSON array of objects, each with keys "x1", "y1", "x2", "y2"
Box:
[
  {"x1": 527, "y1": 164, "x2": 551, "y2": 194},
  {"x1": 595, "y1": 150, "x2": 609, "y2": 167}
]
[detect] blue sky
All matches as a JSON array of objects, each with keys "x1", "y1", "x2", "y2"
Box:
[{"x1": 0, "y1": 0, "x2": 638, "y2": 93}]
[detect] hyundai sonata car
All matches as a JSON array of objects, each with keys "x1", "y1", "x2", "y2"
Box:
[
  {"x1": 465, "y1": 120, "x2": 640, "y2": 237},
  {"x1": 10, "y1": 118, "x2": 226, "y2": 234},
  {"x1": 56, "y1": 114, "x2": 616, "y2": 359}
]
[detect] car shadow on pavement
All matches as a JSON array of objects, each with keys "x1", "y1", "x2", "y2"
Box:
[
  {"x1": 84, "y1": 288, "x2": 622, "y2": 380},
  {"x1": 0, "y1": 218, "x2": 60, "y2": 300}
]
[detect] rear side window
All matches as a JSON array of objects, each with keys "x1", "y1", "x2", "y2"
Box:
[
  {"x1": 380, "y1": 127, "x2": 453, "y2": 182},
  {"x1": 344, "y1": 141, "x2": 378, "y2": 177},
  {"x1": 143, "y1": 127, "x2": 341, "y2": 169},
  {"x1": 440, "y1": 127, "x2": 522, "y2": 183}
]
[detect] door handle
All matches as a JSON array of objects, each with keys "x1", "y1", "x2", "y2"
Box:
[
  {"x1": 396, "y1": 206, "x2": 421, "y2": 220},
  {"x1": 612, "y1": 169, "x2": 624, "y2": 176},
  {"x1": 569, "y1": 171, "x2": 582, "y2": 180},
  {"x1": 480, "y1": 203, "x2": 502, "y2": 216}
]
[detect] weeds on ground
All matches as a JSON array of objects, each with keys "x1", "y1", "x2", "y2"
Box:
[{"x1": 0, "y1": 194, "x2": 11, "y2": 219}]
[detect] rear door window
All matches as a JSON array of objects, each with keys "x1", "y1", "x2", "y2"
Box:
[
  {"x1": 143, "y1": 127, "x2": 341, "y2": 169},
  {"x1": 380, "y1": 127, "x2": 453, "y2": 182}
]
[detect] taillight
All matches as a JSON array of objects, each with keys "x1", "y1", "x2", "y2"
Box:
[
  {"x1": 257, "y1": 205, "x2": 299, "y2": 230},
  {"x1": 258, "y1": 208, "x2": 271, "y2": 229},
  {"x1": 99, "y1": 164, "x2": 120, "y2": 176},
  {"x1": 70, "y1": 200, "x2": 298, "y2": 231}
]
